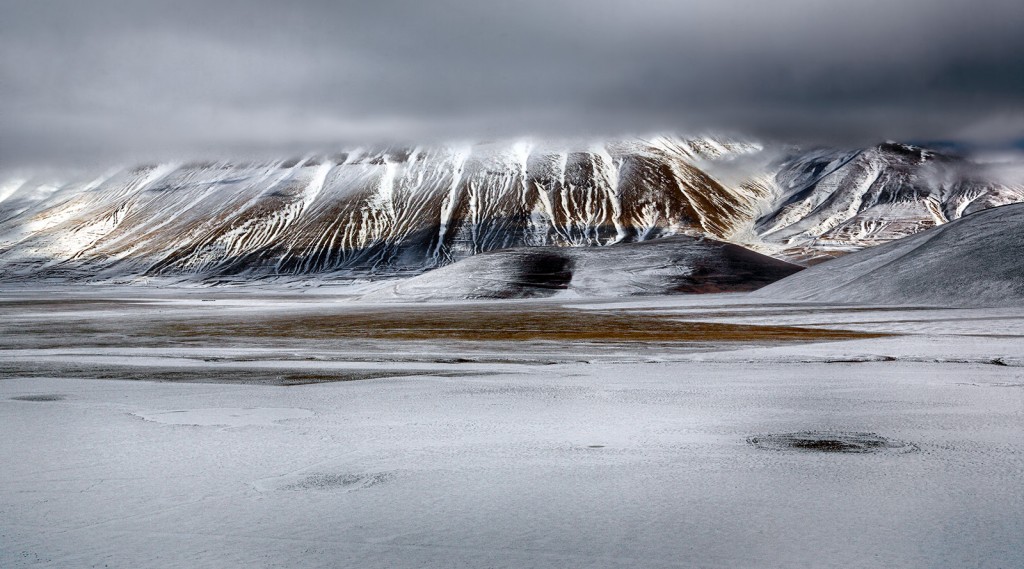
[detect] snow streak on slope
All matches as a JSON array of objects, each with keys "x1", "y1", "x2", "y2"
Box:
[{"x1": 756, "y1": 203, "x2": 1024, "y2": 307}]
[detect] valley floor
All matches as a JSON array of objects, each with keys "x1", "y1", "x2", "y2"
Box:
[{"x1": 1, "y1": 288, "x2": 1022, "y2": 568}]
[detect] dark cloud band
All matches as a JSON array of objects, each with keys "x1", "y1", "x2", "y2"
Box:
[{"x1": 2, "y1": 0, "x2": 1022, "y2": 166}]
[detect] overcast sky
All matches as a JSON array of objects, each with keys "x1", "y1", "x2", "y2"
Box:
[{"x1": 2, "y1": 0, "x2": 1023, "y2": 167}]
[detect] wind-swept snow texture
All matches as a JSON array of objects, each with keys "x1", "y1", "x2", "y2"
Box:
[
  {"x1": 757, "y1": 203, "x2": 1024, "y2": 307},
  {"x1": 0, "y1": 137, "x2": 1019, "y2": 283},
  {"x1": 367, "y1": 235, "x2": 802, "y2": 300}
]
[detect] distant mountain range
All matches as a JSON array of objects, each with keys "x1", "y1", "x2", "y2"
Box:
[{"x1": 0, "y1": 136, "x2": 1020, "y2": 285}]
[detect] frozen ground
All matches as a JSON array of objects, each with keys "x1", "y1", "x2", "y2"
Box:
[{"x1": 1, "y1": 288, "x2": 1022, "y2": 568}]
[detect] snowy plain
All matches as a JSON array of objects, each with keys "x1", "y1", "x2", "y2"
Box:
[{"x1": 1, "y1": 287, "x2": 1022, "y2": 568}]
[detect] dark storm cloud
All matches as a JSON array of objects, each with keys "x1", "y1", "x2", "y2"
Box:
[{"x1": 2, "y1": 0, "x2": 1023, "y2": 166}]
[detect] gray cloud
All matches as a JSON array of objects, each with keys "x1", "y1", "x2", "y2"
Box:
[{"x1": 2, "y1": 0, "x2": 1023, "y2": 167}]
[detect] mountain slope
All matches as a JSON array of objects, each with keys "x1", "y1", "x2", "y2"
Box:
[
  {"x1": 755, "y1": 203, "x2": 1024, "y2": 307},
  {"x1": 0, "y1": 137, "x2": 1020, "y2": 283},
  {"x1": 0, "y1": 137, "x2": 770, "y2": 282}
]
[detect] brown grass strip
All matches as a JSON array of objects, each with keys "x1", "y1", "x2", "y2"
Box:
[{"x1": 164, "y1": 306, "x2": 886, "y2": 343}]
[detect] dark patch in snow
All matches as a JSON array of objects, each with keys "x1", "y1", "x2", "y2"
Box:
[
  {"x1": 821, "y1": 356, "x2": 899, "y2": 363},
  {"x1": 10, "y1": 394, "x2": 65, "y2": 402},
  {"x1": 280, "y1": 472, "x2": 393, "y2": 491},
  {"x1": 747, "y1": 431, "x2": 917, "y2": 454}
]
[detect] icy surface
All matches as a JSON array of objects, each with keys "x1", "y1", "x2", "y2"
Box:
[
  {"x1": 134, "y1": 407, "x2": 313, "y2": 427},
  {"x1": 1, "y1": 289, "x2": 1023, "y2": 568}
]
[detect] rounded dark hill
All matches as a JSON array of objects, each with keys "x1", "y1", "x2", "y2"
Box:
[{"x1": 365, "y1": 235, "x2": 802, "y2": 300}]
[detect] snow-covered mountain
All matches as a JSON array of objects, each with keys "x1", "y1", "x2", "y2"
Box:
[
  {"x1": 757, "y1": 142, "x2": 1024, "y2": 263},
  {"x1": 756, "y1": 203, "x2": 1024, "y2": 307},
  {"x1": 0, "y1": 136, "x2": 1019, "y2": 284}
]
